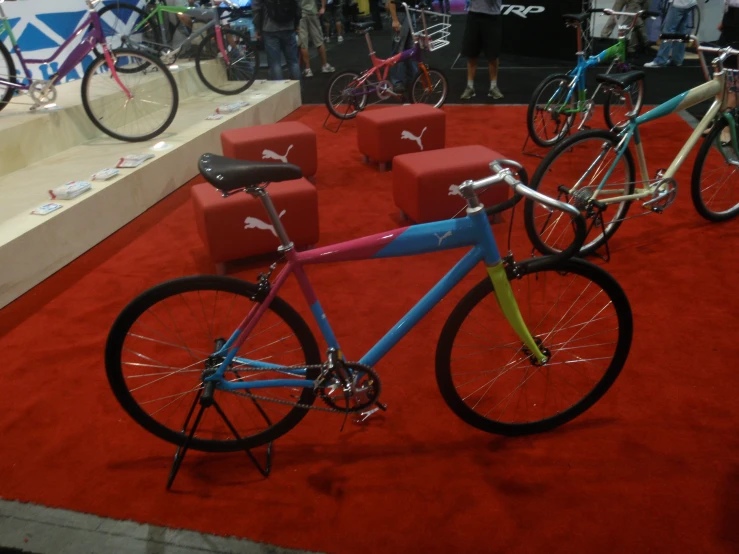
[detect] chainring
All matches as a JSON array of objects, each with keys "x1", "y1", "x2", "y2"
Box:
[
  {"x1": 319, "y1": 362, "x2": 381, "y2": 413},
  {"x1": 29, "y1": 81, "x2": 57, "y2": 105},
  {"x1": 375, "y1": 80, "x2": 396, "y2": 101}
]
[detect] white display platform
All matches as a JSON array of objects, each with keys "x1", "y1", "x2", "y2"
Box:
[{"x1": 0, "y1": 63, "x2": 301, "y2": 309}]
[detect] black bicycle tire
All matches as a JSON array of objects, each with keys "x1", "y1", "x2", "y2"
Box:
[
  {"x1": 526, "y1": 73, "x2": 577, "y2": 148},
  {"x1": 325, "y1": 70, "x2": 367, "y2": 120},
  {"x1": 524, "y1": 128, "x2": 636, "y2": 257},
  {"x1": 96, "y1": 2, "x2": 163, "y2": 56},
  {"x1": 105, "y1": 275, "x2": 322, "y2": 452},
  {"x1": 603, "y1": 74, "x2": 645, "y2": 131},
  {"x1": 435, "y1": 257, "x2": 633, "y2": 436},
  {"x1": 409, "y1": 66, "x2": 448, "y2": 108},
  {"x1": 0, "y1": 41, "x2": 17, "y2": 113},
  {"x1": 691, "y1": 116, "x2": 739, "y2": 222},
  {"x1": 194, "y1": 28, "x2": 258, "y2": 95},
  {"x1": 80, "y1": 48, "x2": 178, "y2": 142}
]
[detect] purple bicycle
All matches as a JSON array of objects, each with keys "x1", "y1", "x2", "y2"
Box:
[{"x1": 0, "y1": 0, "x2": 178, "y2": 142}]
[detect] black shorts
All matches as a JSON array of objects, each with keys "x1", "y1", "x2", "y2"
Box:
[{"x1": 461, "y1": 12, "x2": 502, "y2": 60}]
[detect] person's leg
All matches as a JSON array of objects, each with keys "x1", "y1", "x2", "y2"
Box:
[
  {"x1": 460, "y1": 12, "x2": 480, "y2": 98},
  {"x1": 645, "y1": 5, "x2": 679, "y2": 66},
  {"x1": 671, "y1": 7, "x2": 691, "y2": 65},
  {"x1": 298, "y1": 19, "x2": 312, "y2": 75},
  {"x1": 283, "y1": 30, "x2": 302, "y2": 80},
  {"x1": 485, "y1": 14, "x2": 503, "y2": 99},
  {"x1": 601, "y1": 0, "x2": 628, "y2": 38},
  {"x1": 263, "y1": 32, "x2": 284, "y2": 80}
]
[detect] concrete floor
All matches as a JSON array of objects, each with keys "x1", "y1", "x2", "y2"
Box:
[{"x1": 0, "y1": 499, "x2": 318, "y2": 554}]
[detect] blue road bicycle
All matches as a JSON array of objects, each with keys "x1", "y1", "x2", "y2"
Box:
[
  {"x1": 105, "y1": 156, "x2": 633, "y2": 483},
  {"x1": 526, "y1": 7, "x2": 658, "y2": 148}
]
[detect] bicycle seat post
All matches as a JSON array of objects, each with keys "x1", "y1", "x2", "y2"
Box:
[{"x1": 252, "y1": 186, "x2": 294, "y2": 252}]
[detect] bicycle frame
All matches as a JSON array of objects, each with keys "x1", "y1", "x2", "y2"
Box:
[
  {"x1": 206, "y1": 209, "x2": 544, "y2": 391},
  {"x1": 349, "y1": 34, "x2": 426, "y2": 96},
  {"x1": 123, "y1": 2, "x2": 230, "y2": 60},
  {"x1": 589, "y1": 73, "x2": 725, "y2": 204},
  {"x1": 557, "y1": 41, "x2": 626, "y2": 113},
  {"x1": 0, "y1": 2, "x2": 128, "y2": 93}
]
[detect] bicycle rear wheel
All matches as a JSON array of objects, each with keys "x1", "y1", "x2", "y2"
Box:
[
  {"x1": 105, "y1": 276, "x2": 322, "y2": 452},
  {"x1": 603, "y1": 73, "x2": 645, "y2": 131},
  {"x1": 0, "y1": 41, "x2": 16, "y2": 113},
  {"x1": 195, "y1": 28, "x2": 258, "y2": 95},
  {"x1": 435, "y1": 257, "x2": 633, "y2": 436},
  {"x1": 691, "y1": 115, "x2": 739, "y2": 221},
  {"x1": 410, "y1": 67, "x2": 447, "y2": 108},
  {"x1": 524, "y1": 129, "x2": 636, "y2": 257},
  {"x1": 96, "y1": 2, "x2": 163, "y2": 55},
  {"x1": 527, "y1": 74, "x2": 577, "y2": 148},
  {"x1": 81, "y1": 48, "x2": 178, "y2": 142},
  {"x1": 325, "y1": 70, "x2": 368, "y2": 120}
]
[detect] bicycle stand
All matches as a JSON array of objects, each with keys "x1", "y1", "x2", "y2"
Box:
[
  {"x1": 520, "y1": 134, "x2": 546, "y2": 159},
  {"x1": 323, "y1": 111, "x2": 346, "y2": 134},
  {"x1": 166, "y1": 384, "x2": 273, "y2": 490}
]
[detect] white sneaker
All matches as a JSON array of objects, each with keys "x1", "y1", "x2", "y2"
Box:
[
  {"x1": 324, "y1": 36, "x2": 330, "y2": 43},
  {"x1": 303, "y1": 68, "x2": 313, "y2": 77},
  {"x1": 321, "y1": 63, "x2": 335, "y2": 73},
  {"x1": 337, "y1": 35, "x2": 344, "y2": 43},
  {"x1": 643, "y1": 61, "x2": 667, "y2": 68}
]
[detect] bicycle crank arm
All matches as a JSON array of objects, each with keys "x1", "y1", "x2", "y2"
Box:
[{"x1": 353, "y1": 401, "x2": 387, "y2": 424}]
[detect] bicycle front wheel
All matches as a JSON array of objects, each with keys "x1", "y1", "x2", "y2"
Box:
[
  {"x1": 0, "y1": 41, "x2": 17, "y2": 113},
  {"x1": 435, "y1": 257, "x2": 633, "y2": 436},
  {"x1": 96, "y1": 2, "x2": 163, "y2": 55},
  {"x1": 410, "y1": 66, "x2": 448, "y2": 108},
  {"x1": 81, "y1": 48, "x2": 178, "y2": 142},
  {"x1": 195, "y1": 29, "x2": 258, "y2": 95},
  {"x1": 527, "y1": 73, "x2": 577, "y2": 148},
  {"x1": 105, "y1": 276, "x2": 322, "y2": 452},
  {"x1": 691, "y1": 115, "x2": 739, "y2": 221},
  {"x1": 524, "y1": 129, "x2": 636, "y2": 257},
  {"x1": 325, "y1": 70, "x2": 368, "y2": 120}
]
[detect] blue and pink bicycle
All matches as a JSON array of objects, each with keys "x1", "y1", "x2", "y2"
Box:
[
  {"x1": 0, "y1": 0, "x2": 178, "y2": 142},
  {"x1": 105, "y1": 154, "x2": 633, "y2": 482}
]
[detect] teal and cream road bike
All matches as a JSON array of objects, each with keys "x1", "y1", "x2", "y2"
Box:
[{"x1": 524, "y1": 37, "x2": 739, "y2": 258}]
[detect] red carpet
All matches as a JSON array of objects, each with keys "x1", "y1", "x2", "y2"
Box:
[{"x1": 0, "y1": 106, "x2": 737, "y2": 553}]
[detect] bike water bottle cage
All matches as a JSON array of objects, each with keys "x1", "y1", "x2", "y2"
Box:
[{"x1": 198, "y1": 153, "x2": 303, "y2": 194}]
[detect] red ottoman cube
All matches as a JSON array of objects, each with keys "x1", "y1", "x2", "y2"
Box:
[
  {"x1": 192, "y1": 178, "x2": 319, "y2": 273},
  {"x1": 356, "y1": 105, "x2": 446, "y2": 171},
  {"x1": 221, "y1": 121, "x2": 317, "y2": 178},
  {"x1": 393, "y1": 145, "x2": 509, "y2": 223}
]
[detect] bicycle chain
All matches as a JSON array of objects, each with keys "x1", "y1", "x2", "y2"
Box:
[{"x1": 224, "y1": 363, "x2": 343, "y2": 413}]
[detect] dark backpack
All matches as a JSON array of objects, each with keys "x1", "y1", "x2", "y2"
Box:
[{"x1": 266, "y1": 0, "x2": 298, "y2": 24}]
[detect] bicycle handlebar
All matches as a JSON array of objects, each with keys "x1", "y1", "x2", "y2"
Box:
[
  {"x1": 459, "y1": 160, "x2": 587, "y2": 261},
  {"x1": 661, "y1": 34, "x2": 739, "y2": 82}
]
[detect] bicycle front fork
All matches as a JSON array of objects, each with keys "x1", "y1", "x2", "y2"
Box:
[{"x1": 487, "y1": 262, "x2": 548, "y2": 364}]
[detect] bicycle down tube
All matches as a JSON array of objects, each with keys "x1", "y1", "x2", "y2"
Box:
[{"x1": 207, "y1": 212, "x2": 547, "y2": 392}]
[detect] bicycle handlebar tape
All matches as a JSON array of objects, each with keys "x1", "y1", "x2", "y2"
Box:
[
  {"x1": 660, "y1": 33, "x2": 692, "y2": 43},
  {"x1": 589, "y1": 8, "x2": 604, "y2": 13}
]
